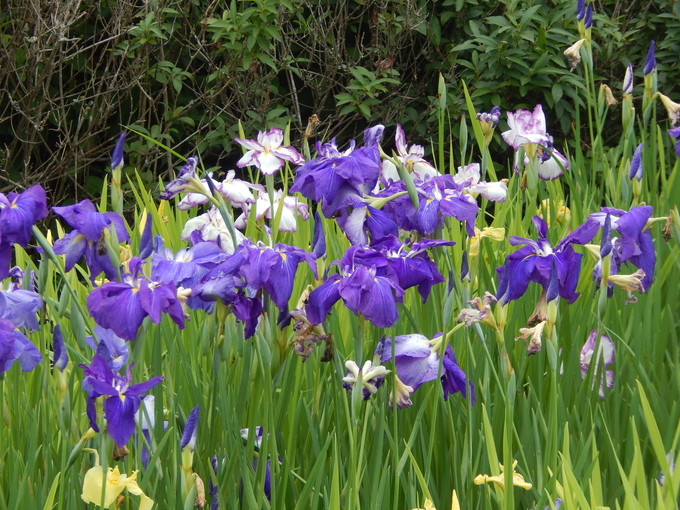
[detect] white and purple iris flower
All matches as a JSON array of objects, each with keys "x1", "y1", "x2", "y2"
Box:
[
  {"x1": 380, "y1": 124, "x2": 439, "y2": 183},
  {"x1": 177, "y1": 169, "x2": 263, "y2": 211},
  {"x1": 502, "y1": 105, "x2": 569, "y2": 180},
  {"x1": 52, "y1": 199, "x2": 130, "y2": 282},
  {"x1": 160, "y1": 157, "x2": 202, "y2": 201},
  {"x1": 80, "y1": 353, "x2": 163, "y2": 447},
  {"x1": 234, "y1": 127, "x2": 305, "y2": 176},
  {"x1": 496, "y1": 215, "x2": 599, "y2": 305},
  {"x1": 580, "y1": 329, "x2": 615, "y2": 399},
  {"x1": 87, "y1": 257, "x2": 185, "y2": 341},
  {"x1": 234, "y1": 189, "x2": 309, "y2": 233},
  {"x1": 381, "y1": 333, "x2": 474, "y2": 402}
]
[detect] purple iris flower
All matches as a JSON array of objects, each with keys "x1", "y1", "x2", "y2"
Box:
[
  {"x1": 80, "y1": 353, "x2": 163, "y2": 447},
  {"x1": 111, "y1": 132, "x2": 126, "y2": 170},
  {"x1": 85, "y1": 326, "x2": 129, "y2": 372},
  {"x1": 180, "y1": 406, "x2": 200, "y2": 451},
  {"x1": 152, "y1": 238, "x2": 227, "y2": 286},
  {"x1": 53, "y1": 325, "x2": 68, "y2": 372},
  {"x1": 290, "y1": 126, "x2": 383, "y2": 217},
  {"x1": 415, "y1": 176, "x2": 478, "y2": 237},
  {"x1": 588, "y1": 206, "x2": 656, "y2": 291},
  {"x1": 0, "y1": 184, "x2": 48, "y2": 247},
  {"x1": 669, "y1": 126, "x2": 680, "y2": 158},
  {"x1": 306, "y1": 245, "x2": 405, "y2": 328},
  {"x1": 576, "y1": 0, "x2": 585, "y2": 21},
  {"x1": 584, "y1": 3, "x2": 593, "y2": 29},
  {"x1": 237, "y1": 240, "x2": 317, "y2": 314},
  {"x1": 0, "y1": 185, "x2": 48, "y2": 279},
  {"x1": 87, "y1": 257, "x2": 185, "y2": 340},
  {"x1": 0, "y1": 286, "x2": 42, "y2": 331},
  {"x1": 381, "y1": 333, "x2": 474, "y2": 402},
  {"x1": 644, "y1": 40, "x2": 656, "y2": 75},
  {"x1": 312, "y1": 211, "x2": 326, "y2": 259},
  {"x1": 629, "y1": 143, "x2": 644, "y2": 181},
  {"x1": 52, "y1": 199, "x2": 130, "y2": 281},
  {"x1": 370, "y1": 236, "x2": 454, "y2": 303},
  {"x1": 496, "y1": 215, "x2": 599, "y2": 304},
  {"x1": 0, "y1": 318, "x2": 42, "y2": 375}
]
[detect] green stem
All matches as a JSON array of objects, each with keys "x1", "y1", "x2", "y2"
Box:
[{"x1": 32, "y1": 227, "x2": 97, "y2": 341}]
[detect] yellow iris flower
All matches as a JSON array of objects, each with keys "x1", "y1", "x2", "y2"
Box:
[
  {"x1": 81, "y1": 465, "x2": 154, "y2": 509},
  {"x1": 413, "y1": 490, "x2": 461, "y2": 510},
  {"x1": 474, "y1": 460, "x2": 532, "y2": 491}
]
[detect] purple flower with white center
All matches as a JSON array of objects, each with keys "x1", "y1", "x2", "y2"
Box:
[
  {"x1": 588, "y1": 205, "x2": 656, "y2": 291},
  {"x1": 111, "y1": 132, "x2": 126, "y2": 170},
  {"x1": 234, "y1": 127, "x2": 305, "y2": 175},
  {"x1": 0, "y1": 184, "x2": 48, "y2": 248},
  {"x1": 85, "y1": 326, "x2": 129, "y2": 372},
  {"x1": 644, "y1": 40, "x2": 656, "y2": 75},
  {"x1": 669, "y1": 126, "x2": 680, "y2": 158},
  {"x1": 623, "y1": 64, "x2": 634, "y2": 96},
  {"x1": 0, "y1": 286, "x2": 42, "y2": 330},
  {"x1": 306, "y1": 246, "x2": 405, "y2": 328},
  {"x1": 334, "y1": 201, "x2": 399, "y2": 246},
  {"x1": 181, "y1": 206, "x2": 246, "y2": 254},
  {"x1": 291, "y1": 127, "x2": 383, "y2": 216},
  {"x1": 580, "y1": 330, "x2": 615, "y2": 399},
  {"x1": 80, "y1": 353, "x2": 163, "y2": 447},
  {"x1": 381, "y1": 333, "x2": 474, "y2": 402},
  {"x1": 370, "y1": 236, "x2": 453, "y2": 303},
  {"x1": 342, "y1": 359, "x2": 389, "y2": 399},
  {"x1": 87, "y1": 257, "x2": 185, "y2": 340},
  {"x1": 237, "y1": 240, "x2": 317, "y2": 314},
  {"x1": 416, "y1": 176, "x2": 478, "y2": 237},
  {"x1": 496, "y1": 215, "x2": 599, "y2": 305},
  {"x1": 160, "y1": 157, "x2": 202, "y2": 201},
  {"x1": 181, "y1": 406, "x2": 200, "y2": 451},
  {"x1": 52, "y1": 199, "x2": 130, "y2": 281},
  {"x1": 381, "y1": 124, "x2": 439, "y2": 183},
  {"x1": 629, "y1": 143, "x2": 644, "y2": 181},
  {"x1": 53, "y1": 325, "x2": 68, "y2": 372},
  {"x1": 0, "y1": 318, "x2": 42, "y2": 376},
  {"x1": 152, "y1": 238, "x2": 227, "y2": 287}
]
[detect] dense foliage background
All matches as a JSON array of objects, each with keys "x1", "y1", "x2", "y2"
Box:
[{"x1": 1, "y1": 0, "x2": 679, "y2": 202}]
